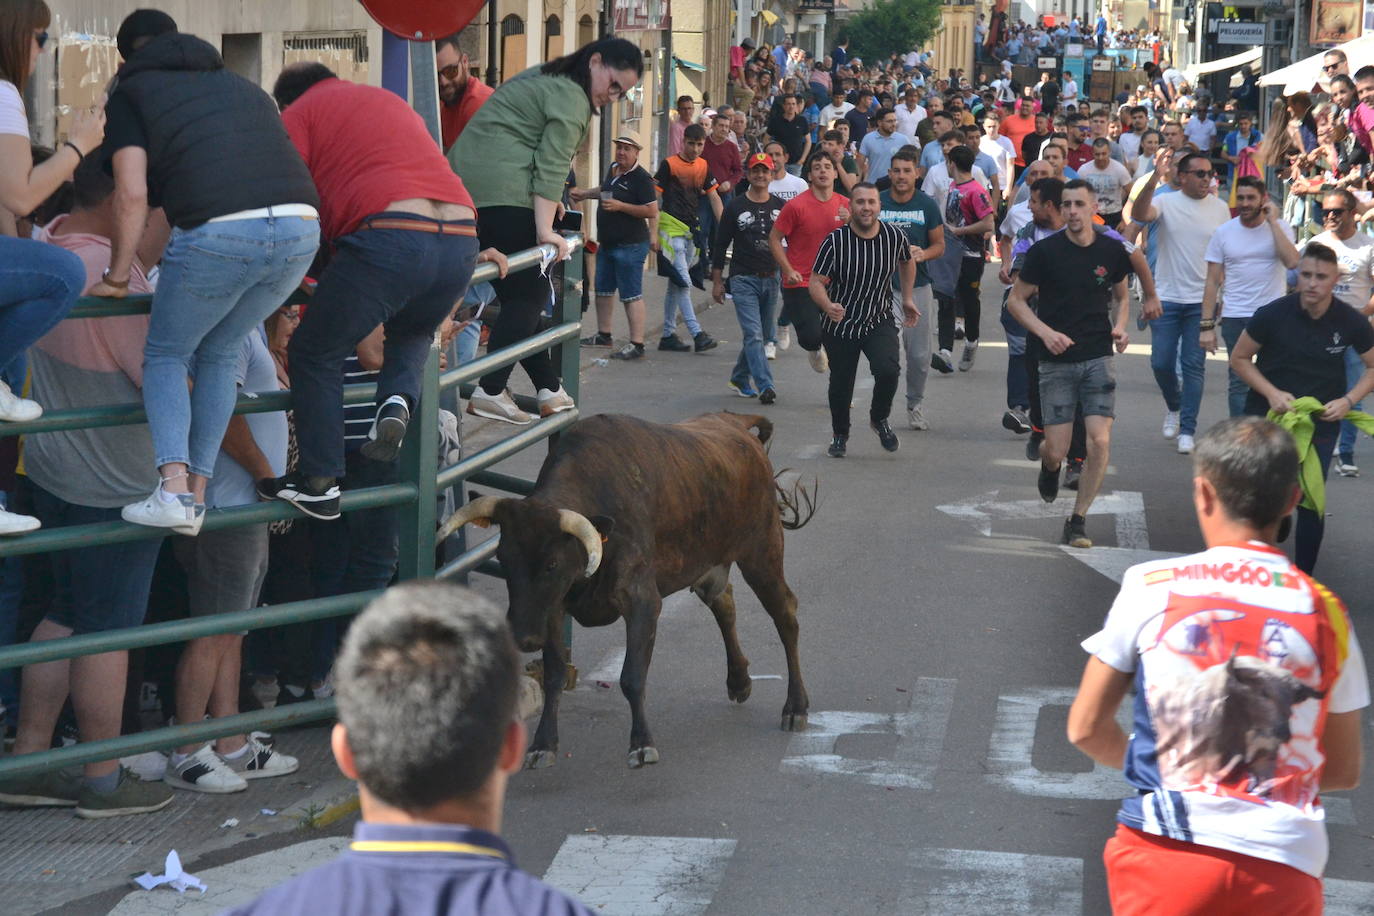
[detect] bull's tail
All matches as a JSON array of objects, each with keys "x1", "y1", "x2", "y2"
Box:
[
  {"x1": 774, "y1": 468, "x2": 818, "y2": 530},
  {"x1": 720, "y1": 411, "x2": 774, "y2": 448}
]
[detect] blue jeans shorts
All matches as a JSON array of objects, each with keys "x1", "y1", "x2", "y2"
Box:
[
  {"x1": 1039, "y1": 355, "x2": 1117, "y2": 425},
  {"x1": 594, "y1": 241, "x2": 650, "y2": 302}
]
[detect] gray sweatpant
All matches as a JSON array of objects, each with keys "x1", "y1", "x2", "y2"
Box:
[{"x1": 895, "y1": 285, "x2": 934, "y2": 409}]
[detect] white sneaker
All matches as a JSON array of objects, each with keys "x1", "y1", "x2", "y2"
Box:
[
  {"x1": 0, "y1": 380, "x2": 41, "y2": 422},
  {"x1": 164, "y1": 744, "x2": 248, "y2": 794},
  {"x1": 536, "y1": 385, "x2": 575, "y2": 417},
  {"x1": 0, "y1": 508, "x2": 39, "y2": 535},
  {"x1": 122, "y1": 482, "x2": 203, "y2": 535},
  {"x1": 807, "y1": 348, "x2": 829, "y2": 373},
  {"x1": 467, "y1": 388, "x2": 533, "y2": 425},
  {"x1": 1162, "y1": 410, "x2": 1180, "y2": 439},
  {"x1": 1177, "y1": 434, "x2": 1195, "y2": 455},
  {"x1": 777, "y1": 327, "x2": 792, "y2": 351},
  {"x1": 765, "y1": 342, "x2": 777, "y2": 360},
  {"x1": 120, "y1": 750, "x2": 168, "y2": 782},
  {"x1": 224, "y1": 735, "x2": 299, "y2": 780},
  {"x1": 958, "y1": 340, "x2": 978, "y2": 372},
  {"x1": 907, "y1": 406, "x2": 929, "y2": 430}
]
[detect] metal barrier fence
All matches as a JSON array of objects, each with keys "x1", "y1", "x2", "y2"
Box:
[{"x1": 0, "y1": 235, "x2": 584, "y2": 779}]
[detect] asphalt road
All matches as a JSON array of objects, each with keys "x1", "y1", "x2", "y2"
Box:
[{"x1": 465, "y1": 272, "x2": 1374, "y2": 915}]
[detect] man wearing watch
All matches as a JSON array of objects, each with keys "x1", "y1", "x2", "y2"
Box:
[
  {"x1": 1229, "y1": 242, "x2": 1374, "y2": 573},
  {"x1": 1198, "y1": 176, "x2": 1299, "y2": 418}
]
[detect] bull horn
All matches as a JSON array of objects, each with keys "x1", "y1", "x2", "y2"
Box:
[
  {"x1": 558, "y1": 509, "x2": 603, "y2": 578},
  {"x1": 437, "y1": 496, "x2": 506, "y2": 542}
]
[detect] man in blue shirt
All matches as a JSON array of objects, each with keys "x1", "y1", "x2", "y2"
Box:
[
  {"x1": 226, "y1": 583, "x2": 595, "y2": 916},
  {"x1": 1219, "y1": 112, "x2": 1261, "y2": 188}
]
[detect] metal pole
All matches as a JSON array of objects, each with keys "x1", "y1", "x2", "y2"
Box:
[
  {"x1": 381, "y1": 31, "x2": 409, "y2": 97},
  {"x1": 409, "y1": 39, "x2": 441, "y2": 146},
  {"x1": 396, "y1": 346, "x2": 441, "y2": 581}
]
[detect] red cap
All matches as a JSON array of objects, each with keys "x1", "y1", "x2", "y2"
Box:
[{"x1": 747, "y1": 152, "x2": 776, "y2": 171}]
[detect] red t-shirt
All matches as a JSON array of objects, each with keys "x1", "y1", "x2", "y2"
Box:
[
  {"x1": 1000, "y1": 113, "x2": 1037, "y2": 167},
  {"x1": 282, "y1": 78, "x2": 474, "y2": 241},
  {"x1": 440, "y1": 79, "x2": 494, "y2": 152},
  {"x1": 1067, "y1": 141, "x2": 1094, "y2": 171},
  {"x1": 773, "y1": 190, "x2": 850, "y2": 288}
]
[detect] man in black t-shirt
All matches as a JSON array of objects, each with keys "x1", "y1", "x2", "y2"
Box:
[
  {"x1": 571, "y1": 135, "x2": 659, "y2": 360},
  {"x1": 712, "y1": 153, "x2": 784, "y2": 402},
  {"x1": 1230, "y1": 242, "x2": 1374, "y2": 574},
  {"x1": 1008, "y1": 180, "x2": 1132, "y2": 549},
  {"x1": 809, "y1": 183, "x2": 917, "y2": 457},
  {"x1": 767, "y1": 95, "x2": 813, "y2": 176}
]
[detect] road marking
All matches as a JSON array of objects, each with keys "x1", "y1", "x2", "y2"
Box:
[
  {"x1": 794, "y1": 444, "x2": 827, "y2": 460},
  {"x1": 581, "y1": 648, "x2": 626, "y2": 689},
  {"x1": 1057, "y1": 545, "x2": 1178, "y2": 584},
  {"x1": 986, "y1": 687, "x2": 1132, "y2": 799},
  {"x1": 781, "y1": 677, "x2": 956, "y2": 789},
  {"x1": 902, "y1": 847, "x2": 1083, "y2": 915},
  {"x1": 542, "y1": 835, "x2": 736, "y2": 916},
  {"x1": 990, "y1": 458, "x2": 1117, "y2": 475},
  {"x1": 1325, "y1": 878, "x2": 1374, "y2": 915},
  {"x1": 937, "y1": 490, "x2": 1148, "y2": 548}
]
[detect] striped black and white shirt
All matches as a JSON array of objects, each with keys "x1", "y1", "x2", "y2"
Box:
[{"x1": 811, "y1": 222, "x2": 912, "y2": 339}]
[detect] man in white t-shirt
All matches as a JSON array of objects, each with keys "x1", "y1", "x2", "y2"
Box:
[
  {"x1": 1183, "y1": 106, "x2": 1218, "y2": 154},
  {"x1": 1076, "y1": 139, "x2": 1134, "y2": 228},
  {"x1": 1309, "y1": 189, "x2": 1374, "y2": 477},
  {"x1": 1132, "y1": 149, "x2": 1232, "y2": 454},
  {"x1": 1068, "y1": 416, "x2": 1367, "y2": 915},
  {"x1": 818, "y1": 88, "x2": 854, "y2": 136},
  {"x1": 979, "y1": 114, "x2": 1015, "y2": 197},
  {"x1": 893, "y1": 87, "x2": 926, "y2": 140},
  {"x1": 764, "y1": 140, "x2": 808, "y2": 200},
  {"x1": 1061, "y1": 72, "x2": 1079, "y2": 109},
  {"x1": 1199, "y1": 177, "x2": 1299, "y2": 419}
]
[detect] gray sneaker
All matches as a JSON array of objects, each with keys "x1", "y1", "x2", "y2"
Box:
[
  {"x1": 0, "y1": 767, "x2": 82, "y2": 807},
  {"x1": 76, "y1": 766, "x2": 174, "y2": 819},
  {"x1": 907, "y1": 406, "x2": 929, "y2": 430}
]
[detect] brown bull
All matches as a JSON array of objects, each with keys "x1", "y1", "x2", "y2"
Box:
[{"x1": 439, "y1": 412, "x2": 812, "y2": 769}]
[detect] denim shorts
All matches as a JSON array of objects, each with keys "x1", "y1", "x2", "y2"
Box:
[
  {"x1": 1039, "y1": 355, "x2": 1116, "y2": 424},
  {"x1": 594, "y1": 241, "x2": 650, "y2": 302}
]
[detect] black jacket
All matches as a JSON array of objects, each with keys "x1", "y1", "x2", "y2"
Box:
[{"x1": 104, "y1": 33, "x2": 317, "y2": 228}]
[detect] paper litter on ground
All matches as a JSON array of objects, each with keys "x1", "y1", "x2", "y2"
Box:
[{"x1": 133, "y1": 850, "x2": 206, "y2": 895}]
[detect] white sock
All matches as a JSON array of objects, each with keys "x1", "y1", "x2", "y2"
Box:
[
  {"x1": 157, "y1": 488, "x2": 183, "y2": 505},
  {"x1": 221, "y1": 743, "x2": 250, "y2": 760},
  {"x1": 170, "y1": 751, "x2": 190, "y2": 767}
]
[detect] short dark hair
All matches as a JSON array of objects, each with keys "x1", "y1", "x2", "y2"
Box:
[
  {"x1": 947, "y1": 144, "x2": 975, "y2": 172},
  {"x1": 334, "y1": 582, "x2": 520, "y2": 809},
  {"x1": 822, "y1": 129, "x2": 844, "y2": 142},
  {"x1": 72, "y1": 153, "x2": 114, "y2": 211},
  {"x1": 683, "y1": 123, "x2": 706, "y2": 142},
  {"x1": 272, "y1": 61, "x2": 336, "y2": 109},
  {"x1": 890, "y1": 147, "x2": 919, "y2": 166},
  {"x1": 1030, "y1": 177, "x2": 1064, "y2": 208},
  {"x1": 1355, "y1": 65, "x2": 1374, "y2": 83},
  {"x1": 938, "y1": 129, "x2": 964, "y2": 145},
  {"x1": 1323, "y1": 187, "x2": 1358, "y2": 211},
  {"x1": 676, "y1": 94, "x2": 694, "y2": 106},
  {"x1": 1063, "y1": 177, "x2": 1095, "y2": 197},
  {"x1": 435, "y1": 33, "x2": 462, "y2": 55},
  {"x1": 1130, "y1": 105, "x2": 1148, "y2": 116},
  {"x1": 1234, "y1": 176, "x2": 1266, "y2": 196},
  {"x1": 1091, "y1": 137, "x2": 1111, "y2": 149},
  {"x1": 851, "y1": 181, "x2": 879, "y2": 196},
  {"x1": 1177, "y1": 151, "x2": 1209, "y2": 174},
  {"x1": 1194, "y1": 417, "x2": 1299, "y2": 529},
  {"x1": 1329, "y1": 74, "x2": 1356, "y2": 95},
  {"x1": 1303, "y1": 240, "x2": 1340, "y2": 267}
]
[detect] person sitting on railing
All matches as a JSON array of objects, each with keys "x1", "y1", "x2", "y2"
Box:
[
  {"x1": 87, "y1": 11, "x2": 321, "y2": 537},
  {"x1": 0, "y1": 0, "x2": 104, "y2": 440},
  {"x1": 0, "y1": 154, "x2": 175, "y2": 819},
  {"x1": 163, "y1": 323, "x2": 299, "y2": 795},
  {"x1": 255, "y1": 62, "x2": 491, "y2": 522},
  {"x1": 450, "y1": 38, "x2": 644, "y2": 426},
  {"x1": 224, "y1": 582, "x2": 596, "y2": 916}
]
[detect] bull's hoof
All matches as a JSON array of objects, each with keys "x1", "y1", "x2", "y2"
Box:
[
  {"x1": 727, "y1": 681, "x2": 752, "y2": 704},
  {"x1": 524, "y1": 749, "x2": 558, "y2": 769},
  {"x1": 780, "y1": 712, "x2": 808, "y2": 732},
  {"x1": 627, "y1": 746, "x2": 660, "y2": 768}
]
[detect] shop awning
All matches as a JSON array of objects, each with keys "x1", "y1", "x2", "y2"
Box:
[
  {"x1": 1260, "y1": 33, "x2": 1374, "y2": 95},
  {"x1": 1183, "y1": 46, "x2": 1261, "y2": 81}
]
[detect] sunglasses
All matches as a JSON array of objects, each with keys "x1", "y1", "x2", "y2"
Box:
[
  {"x1": 1183, "y1": 169, "x2": 1214, "y2": 178},
  {"x1": 1323, "y1": 207, "x2": 1349, "y2": 218},
  {"x1": 438, "y1": 63, "x2": 462, "y2": 80},
  {"x1": 1323, "y1": 62, "x2": 1343, "y2": 72},
  {"x1": 34, "y1": 29, "x2": 47, "y2": 50}
]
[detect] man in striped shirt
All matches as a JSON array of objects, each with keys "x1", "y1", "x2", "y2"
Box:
[{"x1": 809, "y1": 183, "x2": 917, "y2": 457}]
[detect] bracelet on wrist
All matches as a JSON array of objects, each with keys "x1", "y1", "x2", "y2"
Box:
[
  {"x1": 1198, "y1": 319, "x2": 1216, "y2": 330},
  {"x1": 63, "y1": 140, "x2": 84, "y2": 163},
  {"x1": 100, "y1": 268, "x2": 129, "y2": 289}
]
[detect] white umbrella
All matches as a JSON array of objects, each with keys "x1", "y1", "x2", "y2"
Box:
[{"x1": 1259, "y1": 33, "x2": 1374, "y2": 95}]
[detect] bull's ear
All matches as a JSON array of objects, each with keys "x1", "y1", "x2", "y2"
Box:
[{"x1": 590, "y1": 515, "x2": 616, "y2": 543}]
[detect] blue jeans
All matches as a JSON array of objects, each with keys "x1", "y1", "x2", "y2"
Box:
[
  {"x1": 145, "y1": 216, "x2": 318, "y2": 476},
  {"x1": 594, "y1": 242, "x2": 649, "y2": 302},
  {"x1": 1339, "y1": 346, "x2": 1365, "y2": 461},
  {"x1": 1220, "y1": 317, "x2": 1251, "y2": 418},
  {"x1": 288, "y1": 218, "x2": 477, "y2": 479},
  {"x1": 0, "y1": 236, "x2": 85, "y2": 373},
  {"x1": 1001, "y1": 295, "x2": 1029, "y2": 409},
  {"x1": 768, "y1": 276, "x2": 787, "y2": 338},
  {"x1": 698, "y1": 199, "x2": 718, "y2": 269},
  {"x1": 663, "y1": 234, "x2": 702, "y2": 338},
  {"x1": 729, "y1": 274, "x2": 776, "y2": 392},
  {"x1": 1149, "y1": 300, "x2": 1206, "y2": 436}
]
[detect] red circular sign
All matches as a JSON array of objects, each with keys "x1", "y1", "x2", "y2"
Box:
[{"x1": 357, "y1": 0, "x2": 486, "y2": 40}]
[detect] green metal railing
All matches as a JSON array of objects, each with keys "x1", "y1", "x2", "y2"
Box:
[{"x1": 0, "y1": 235, "x2": 584, "y2": 779}]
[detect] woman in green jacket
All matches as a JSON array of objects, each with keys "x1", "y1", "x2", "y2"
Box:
[{"x1": 452, "y1": 38, "x2": 642, "y2": 425}]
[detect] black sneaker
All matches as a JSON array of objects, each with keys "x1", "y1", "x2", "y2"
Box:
[
  {"x1": 1025, "y1": 431, "x2": 1043, "y2": 462},
  {"x1": 610, "y1": 343, "x2": 644, "y2": 360},
  {"x1": 1038, "y1": 463, "x2": 1060, "y2": 503},
  {"x1": 1063, "y1": 458, "x2": 1083, "y2": 492},
  {"x1": 1002, "y1": 407, "x2": 1031, "y2": 435},
  {"x1": 1062, "y1": 517, "x2": 1092, "y2": 549},
  {"x1": 659, "y1": 334, "x2": 691, "y2": 352},
  {"x1": 693, "y1": 331, "x2": 718, "y2": 352},
  {"x1": 259, "y1": 472, "x2": 341, "y2": 521},
  {"x1": 759, "y1": 387, "x2": 776, "y2": 405},
  {"x1": 871, "y1": 419, "x2": 899, "y2": 452},
  {"x1": 828, "y1": 435, "x2": 848, "y2": 458},
  {"x1": 359, "y1": 396, "x2": 410, "y2": 463},
  {"x1": 580, "y1": 332, "x2": 613, "y2": 347}
]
